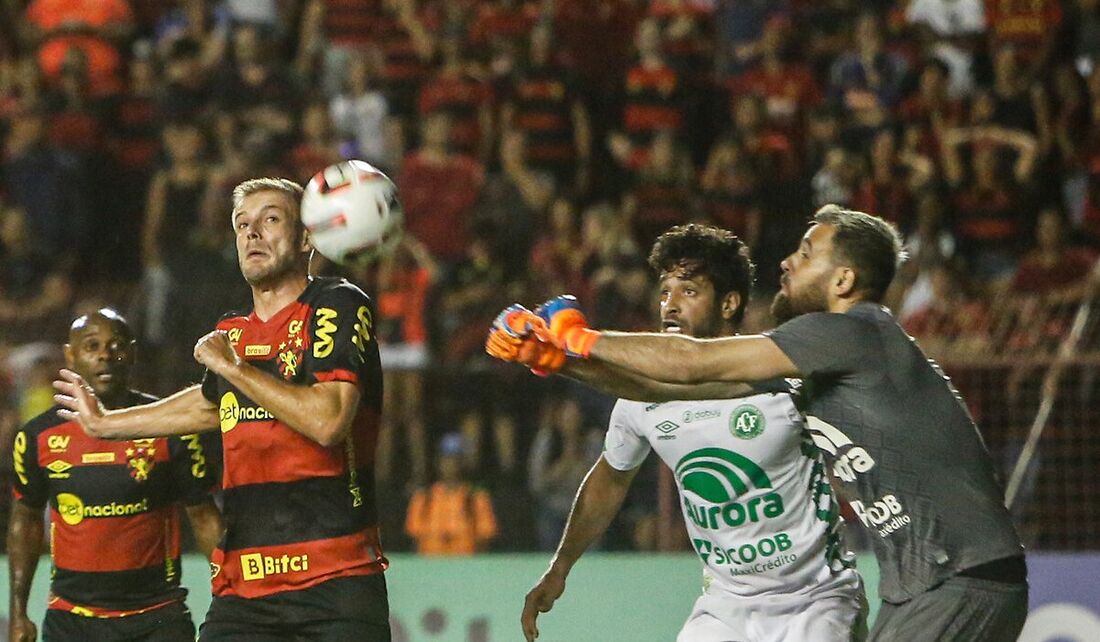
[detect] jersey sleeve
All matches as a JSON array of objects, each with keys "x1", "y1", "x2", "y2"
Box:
[
  {"x1": 11, "y1": 426, "x2": 47, "y2": 509},
  {"x1": 200, "y1": 369, "x2": 219, "y2": 403},
  {"x1": 168, "y1": 433, "x2": 222, "y2": 505},
  {"x1": 305, "y1": 283, "x2": 379, "y2": 389},
  {"x1": 603, "y1": 400, "x2": 651, "y2": 472},
  {"x1": 764, "y1": 312, "x2": 874, "y2": 378}
]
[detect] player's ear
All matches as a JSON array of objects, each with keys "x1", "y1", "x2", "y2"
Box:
[
  {"x1": 720, "y1": 292, "x2": 740, "y2": 320},
  {"x1": 299, "y1": 226, "x2": 313, "y2": 253},
  {"x1": 834, "y1": 267, "x2": 857, "y2": 298}
]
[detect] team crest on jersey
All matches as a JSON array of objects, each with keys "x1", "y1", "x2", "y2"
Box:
[
  {"x1": 277, "y1": 319, "x2": 306, "y2": 379},
  {"x1": 125, "y1": 440, "x2": 157, "y2": 481},
  {"x1": 730, "y1": 405, "x2": 765, "y2": 439}
]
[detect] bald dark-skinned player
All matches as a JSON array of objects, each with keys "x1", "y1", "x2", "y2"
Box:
[{"x1": 7, "y1": 309, "x2": 223, "y2": 642}]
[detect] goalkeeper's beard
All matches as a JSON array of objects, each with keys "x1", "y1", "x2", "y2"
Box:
[{"x1": 771, "y1": 275, "x2": 830, "y2": 323}]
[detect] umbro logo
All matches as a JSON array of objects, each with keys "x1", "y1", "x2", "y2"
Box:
[{"x1": 656, "y1": 420, "x2": 679, "y2": 440}]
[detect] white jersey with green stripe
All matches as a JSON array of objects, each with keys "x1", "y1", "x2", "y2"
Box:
[{"x1": 605, "y1": 386, "x2": 855, "y2": 598}]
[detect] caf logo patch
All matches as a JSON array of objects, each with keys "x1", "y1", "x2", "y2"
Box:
[{"x1": 730, "y1": 405, "x2": 765, "y2": 440}]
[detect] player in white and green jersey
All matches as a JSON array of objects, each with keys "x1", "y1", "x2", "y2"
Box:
[{"x1": 516, "y1": 225, "x2": 865, "y2": 642}]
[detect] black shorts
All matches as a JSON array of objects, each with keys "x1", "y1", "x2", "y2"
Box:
[
  {"x1": 870, "y1": 575, "x2": 1028, "y2": 642},
  {"x1": 42, "y1": 600, "x2": 195, "y2": 642},
  {"x1": 199, "y1": 573, "x2": 391, "y2": 642}
]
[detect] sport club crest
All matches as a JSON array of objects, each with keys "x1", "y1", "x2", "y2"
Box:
[
  {"x1": 277, "y1": 318, "x2": 306, "y2": 379},
  {"x1": 125, "y1": 440, "x2": 157, "y2": 482}
]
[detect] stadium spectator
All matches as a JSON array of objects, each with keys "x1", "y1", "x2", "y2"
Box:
[
  {"x1": 1, "y1": 108, "x2": 90, "y2": 264},
  {"x1": 21, "y1": 0, "x2": 134, "y2": 96},
  {"x1": 699, "y1": 137, "x2": 763, "y2": 247},
  {"x1": 501, "y1": 23, "x2": 592, "y2": 191},
  {"x1": 477, "y1": 130, "x2": 554, "y2": 273},
  {"x1": 329, "y1": 49, "x2": 393, "y2": 168},
  {"x1": 367, "y1": 236, "x2": 438, "y2": 486},
  {"x1": 417, "y1": 32, "x2": 494, "y2": 161},
  {"x1": 398, "y1": 112, "x2": 485, "y2": 264},
  {"x1": 528, "y1": 196, "x2": 590, "y2": 298},
  {"x1": 852, "y1": 127, "x2": 935, "y2": 234},
  {"x1": 615, "y1": 18, "x2": 686, "y2": 155},
  {"x1": 729, "y1": 15, "x2": 822, "y2": 138},
  {"x1": 527, "y1": 396, "x2": 601, "y2": 550},
  {"x1": 1011, "y1": 207, "x2": 1098, "y2": 300},
  {"x1": 713, "y1": 0, "x2": 789, "y2": 77},
  {"x1": 905, "y1": 0, "x2": 985, "y2": 98},
  {"x1": 405, "y1": 433, "x2": 498, "y2": 555},
  {"x1": 286, "y1": 101, "x2": 344, "y2": 181},
  {"x1": 0, "y1": 206, "x2": 73, "y2": 345},
  {"x1": 940, "y1": 118, "x2": 1039, "y2": 281},
  {"x1": 212, "y1": 24, "x2": 298, "y2": 143},
  {"x1": 828, "y1": 12, "x2": 909, "y2": 132},
  {"x1": 622, "y1": 130, "x2": 698, "y2": 247},
  {"x1": 985, "y1": 0, "x2": 1063, "y2": 81}
]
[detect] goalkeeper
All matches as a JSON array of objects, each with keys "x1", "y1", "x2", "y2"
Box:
[{"x1": 493, "y1": 224, "x2": 866, "y2": 642}]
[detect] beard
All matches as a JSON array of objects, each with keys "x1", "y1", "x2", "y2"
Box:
[
  {"x1": 771, "y1": 273, "x2": 831, "y2": 323},
  {"x1": 770, "y1": 291, "x2": 796, "y2": 323}
]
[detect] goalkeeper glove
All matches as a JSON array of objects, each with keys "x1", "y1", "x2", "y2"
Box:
[{"x1": 534, "y1": 295, "x2": 600, "y2": 358}]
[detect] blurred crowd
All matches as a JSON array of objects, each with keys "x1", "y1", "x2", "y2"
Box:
[{"x1": 2, "y1": 0, "x2": 1100, "y2": 553}]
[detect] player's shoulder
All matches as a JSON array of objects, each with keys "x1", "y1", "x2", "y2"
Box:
[
  {"x1": 305, "y1": 276, "x2": 372, "y2": 308},
  {"x1": 20, "y1": 405, "x2": 67, "y2": 437},
  {"x1": 611, "y1": 398, "x2": 677, "y2": 427},
  {"x1": 214, "y1": 309, "x2": 250, "y2": 332}
]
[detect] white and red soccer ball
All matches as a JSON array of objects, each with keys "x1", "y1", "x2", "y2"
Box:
[{"x1": 301, "y1": 160, "x2": 404, "y2": 265}]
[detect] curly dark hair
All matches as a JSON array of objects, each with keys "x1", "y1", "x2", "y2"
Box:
[{"x1": 647, "y1": 224, "x2": 756, "y2": 325}]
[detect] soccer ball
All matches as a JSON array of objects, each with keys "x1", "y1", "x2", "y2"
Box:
[{"x1": 301, "y1": 160, "x2": 404, "y2": 265}]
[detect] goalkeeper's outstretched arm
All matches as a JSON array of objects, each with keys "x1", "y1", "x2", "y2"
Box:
[{"x1": 522, "y1": 457, "x2": 639, "y2": 641}]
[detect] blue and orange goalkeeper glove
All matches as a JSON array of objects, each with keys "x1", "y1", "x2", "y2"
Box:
[
  {"x1": 533, "y1": 295, "x2": 601, "y2": 359},
  {"x1": 485, "y1": 305, "x2": 566, "y2": 375}
]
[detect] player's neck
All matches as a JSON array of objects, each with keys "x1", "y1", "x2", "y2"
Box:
[{"x1": 251, "y1": 274, "x2": 310, "y2": 321}]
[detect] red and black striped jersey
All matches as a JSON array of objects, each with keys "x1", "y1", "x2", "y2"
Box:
[
  {"x1": 200, "y1": 276, "x2": 386, "y2": 599},
  {"x1": 506, "y1": 65, "x2": 579, "y2": 166},
  {"x1": 11, "y1": 393, "x2": 218, "y2": 615}
]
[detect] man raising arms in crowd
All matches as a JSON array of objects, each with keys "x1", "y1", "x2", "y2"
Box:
[
  {"x1": 492, "y1": 206, "x2": 1027, "y2": 641},
  {"x1": 510, "y1": 224, "x2": 866, "y2": 641},
  {"x1": 53, "y1": 178, "x2": 391, "y2": 640},
  {"x1": 9, "y1": 309, "x2": 222, "y2": 641}
]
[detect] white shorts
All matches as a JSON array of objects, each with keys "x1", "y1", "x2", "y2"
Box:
[
  {"x1": 677, "y1": 570, "x2": 866, "y2": 642},
  {"x1": 378, "y1": 343, "x2": 428, "y2": 371}
]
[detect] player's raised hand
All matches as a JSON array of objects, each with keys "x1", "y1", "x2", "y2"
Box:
[
  {"x1": 521, "y1": 568, "x2": 567, "y2": 641},
  {"x1": 9, "y1": 612, "x2": 37, "y2": 642},
  {"x1": 493, "y1": 304, "x2": 543, "y2": 339},
  {"x1": 486, "y1": 330, "x2": 566, "y2": 375},
  {"x1": 52, "y1": 369, "x2": 107, "y2": 436},
  {"x1": 193, "y1": 330, "x2": 242, "y2": 376},
  {"x1": 534, "y1": 295, "x2": 601, "y2": 358}
]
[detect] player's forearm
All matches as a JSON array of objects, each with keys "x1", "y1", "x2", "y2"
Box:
[
  {"x1": 218, "y1": 362, "x2": 357, "y2": 447},
  {"x1": 588, "y1": 332, "x2": 798, "y2": 384},
  {"x1": 562, "y1": 360, "x2": 758, "y2": 402},
  {"x1": 7, "y1": 503, "x2": 44, "y2": 618},
  {"x1": 93, "y1": 386, "x2": 219, "y2": 439},
  {"x1": 549, "y1": 458, "x2": 636, "y2": 577}
]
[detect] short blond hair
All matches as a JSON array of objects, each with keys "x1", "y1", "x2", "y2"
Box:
[{"x1": 230, "y1": 177, "x2": 304, "y2": 213}]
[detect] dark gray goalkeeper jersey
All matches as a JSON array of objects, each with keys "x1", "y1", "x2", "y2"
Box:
[{"x1": 765, "y1": 302, "x2": 1023, "y2": 603}]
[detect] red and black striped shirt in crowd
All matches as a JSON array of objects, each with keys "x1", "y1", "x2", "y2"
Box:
[
  {"x1": 200, "y1": 276, "x2": 386, "y2": 599},
  {"x1": 11, "y1": 393, "x2": 218, "y2": 617},
  {"x1": 506, "y1": 65, "x2": 580, "y2": 168}
]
